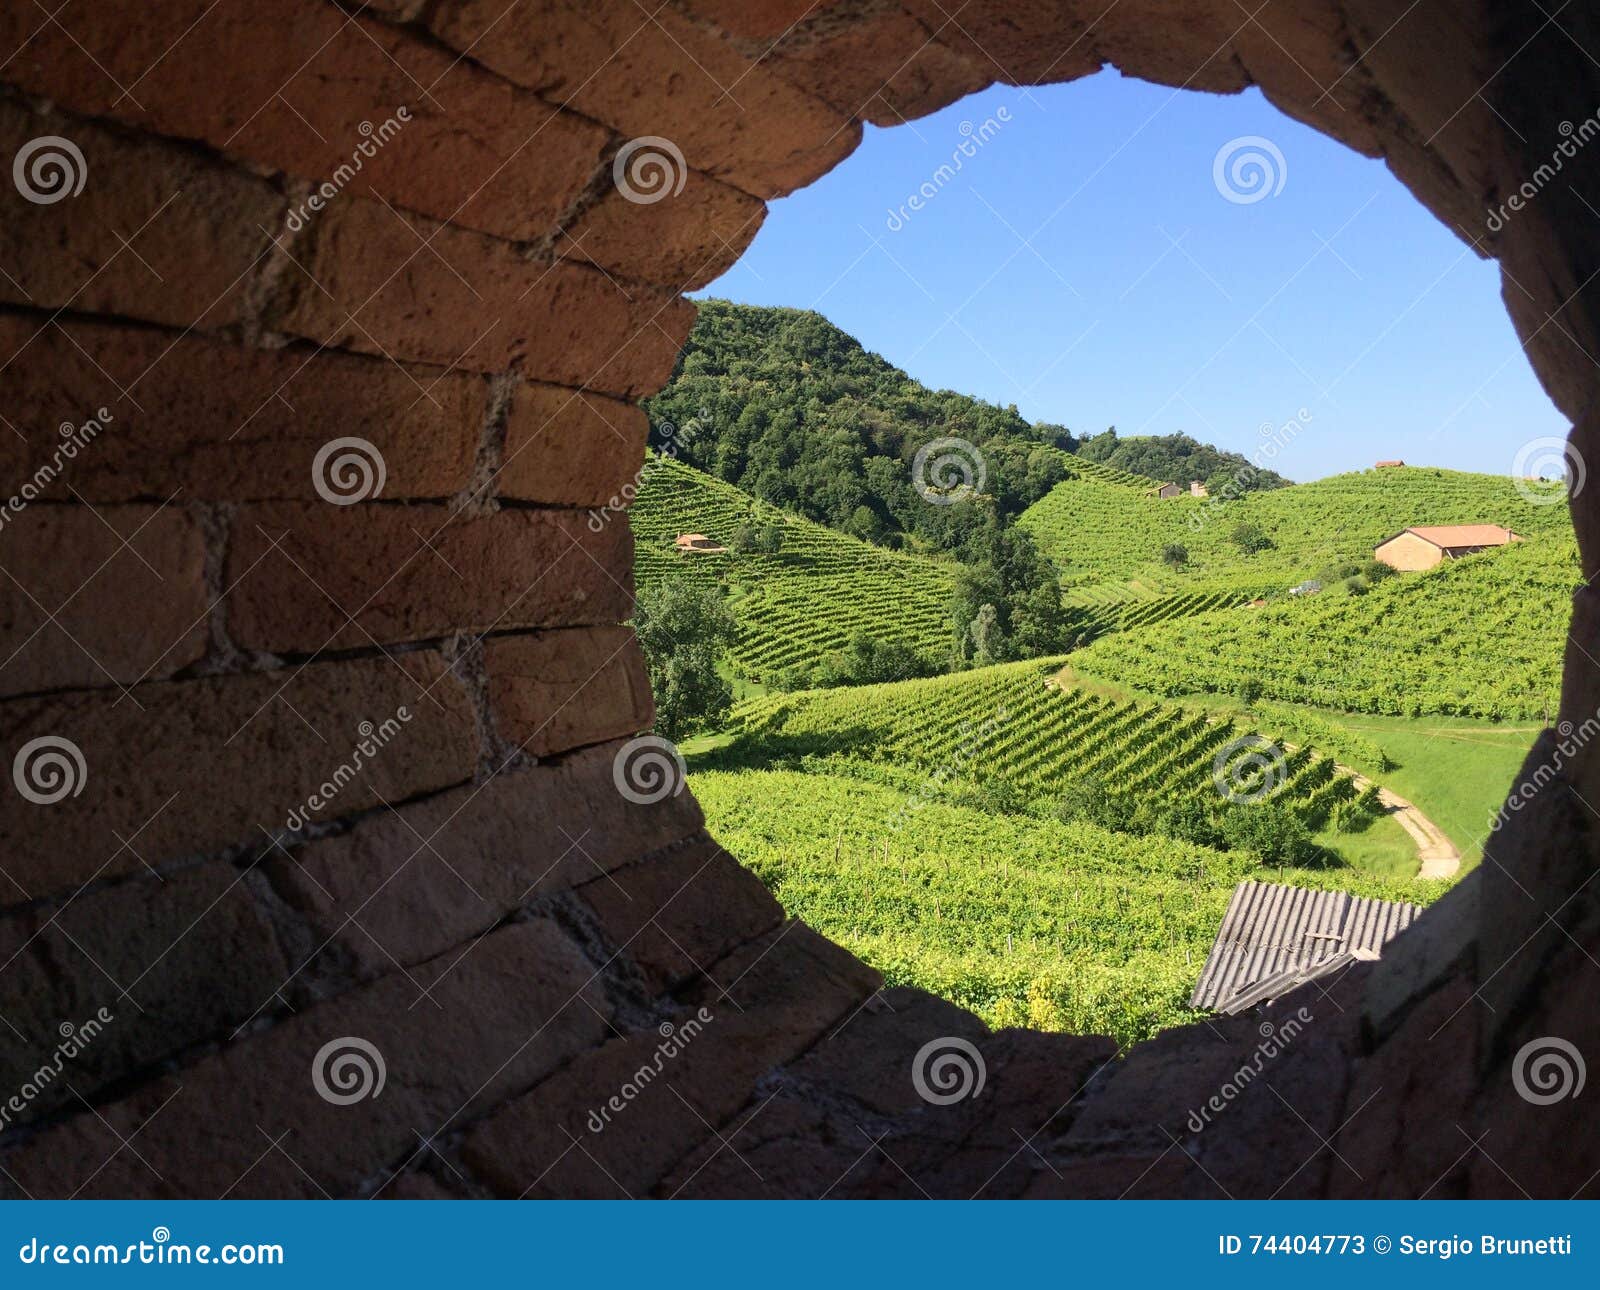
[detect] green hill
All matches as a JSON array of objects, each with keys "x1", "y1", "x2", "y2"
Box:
[
  {"x1": 629, "y1": 455, "x2": 956, "y2": 682},
  {"x1": 1073, "y1": 530, "x2": 1577, "y2": 719},
  {"x1": 1019, "y1": 463, "x2": 1573, "y2": 590}
]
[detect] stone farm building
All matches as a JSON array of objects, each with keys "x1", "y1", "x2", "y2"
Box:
[
  {"x1": 1373, "y1": 524, "x2": 1522, "y2": 571},
  {"x1": 1149, "y1": 482, "x2": 1181, "y2": 499}
]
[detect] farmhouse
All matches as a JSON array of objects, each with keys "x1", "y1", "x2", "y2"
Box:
[
  {"x1": 673, "y1": 532, "x2": 727, "y2": 555},
  {"x1": 1189, "y1": 480, "x2": 1208, "y2": 497},
  {"x1": 1149, "y1": 481, "x2": 1181, "y2": 499},
  {"x1": 1373, "y1": 523, "x2": 1521, "y2": 571},
  {"x1": 1374, "y1": 459, "x2": 1406, "y2": 469},
  {"x1": 1191, "y1": 881, "x2": 1421, "y2": 1014}
]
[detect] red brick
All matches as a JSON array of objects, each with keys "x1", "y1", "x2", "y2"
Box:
[
  {"x1": 0, "y1": 503, "x2": 208, "y2": 695},
  {"x1": 562, "y1": 169, "x2": 767, "y2": 291},
  {"x1": 461, "y1": 923, "x2": 877, "y2": 1197},
  {"x1": 427, "y1": 0, "x2": 862, "y2": 199},
  {"x1": 266, "y1": 197, "x2": 693, "y2": 396},
  {"x1": 577, "y1": 836, "x2": 783, "y2": 993},
  {"x1": 0, "y1": 318, "x2": 482, "y2": 503},
  {"x1": 265, "y1": 741, "x2": 705, "y2": 977},
  {"x1": 225, "y1": 502, "x2": 634, "y2": 654},
  {"x1": 676, "y1": 0, "x2": 847, "y2": 40},
  {"x1": 899, "y1": 1, "x2": 1104, "y2": 86},
  {"x1": 2, "y1": 918, "x2": 611, "y2": 1198},
  {"x1": 761, "y1": 9, "x2": 993, "y2": 126},
  {"x1": 496, "y1": 384, "x2": 647, "y2": 507},
  {"x1": 0, "y1": 860, "x2": 288, "y2": 1123},
  {"x1": 485, "y1": 626, "x2": 652, "y2": 755},
  {"x1": 0, "y1": 0, "x2": 607, "y2": 243},
  {"x1": 0, "y1": 100, "x2": 279, "y2": 330},
  {"x1": 0, "y1": 652, "x2": 477, "y2": 901}
]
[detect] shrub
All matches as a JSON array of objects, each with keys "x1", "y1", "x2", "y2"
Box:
[{"x1": 1161, "y1": 542, "x2": 1189, "y2": 568}]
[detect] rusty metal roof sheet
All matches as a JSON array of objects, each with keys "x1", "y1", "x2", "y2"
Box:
[{"x1": 1190, "y1": 881, "x2": 1422, "y2": 1013}]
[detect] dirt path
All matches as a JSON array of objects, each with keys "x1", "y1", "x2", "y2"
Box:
[{"x1": 1338, "y1": 763, "x2": 1462, "y2": 880}]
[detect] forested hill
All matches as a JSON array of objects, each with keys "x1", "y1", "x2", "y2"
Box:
[
  {"x1": 644, "y1": 300, "x2": 1283, "y2": 553},
  {"x1": 1076, "y1": 429, "x2": 1292, "y2": 493}
]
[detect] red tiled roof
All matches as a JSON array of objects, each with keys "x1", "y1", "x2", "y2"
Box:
[{"x1": 1404, "y1": 524, "x2": 1519, "y2": 549}]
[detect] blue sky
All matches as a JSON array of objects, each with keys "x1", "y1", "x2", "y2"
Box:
[{"x1": 697, "y1": 71, "x2": 1568, "y2": 483}]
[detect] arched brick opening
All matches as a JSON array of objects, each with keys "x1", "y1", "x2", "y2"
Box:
[{"x1": 0, "y1": 1, "x2": 1595, "y2": 1198}]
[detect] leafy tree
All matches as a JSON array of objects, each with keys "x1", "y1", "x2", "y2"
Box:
[
  {"x1": 1230, "y1": 520, "x2": 1274, "y2": 554},
  {"x1": 1161, "y1": 542, "x2": 1188, "y2": 568},
  {"x1": 632, "y1": 575, "x2": 738, "y2": 740}
]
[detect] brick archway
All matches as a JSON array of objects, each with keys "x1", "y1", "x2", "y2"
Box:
[{"x1": 0, "y1": 1, "x2": 1595, "y2": 1198}]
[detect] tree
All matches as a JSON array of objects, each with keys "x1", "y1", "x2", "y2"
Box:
[
  {"x1": 1230, "y1": 520, "x2": 1274, "y2": 554},
  {"x1": 969, "y1": 603, "x2": 1001, "y2": 666},
  {"x1": 1161, "y1": 542, "x2": 1188, "y2": 568},
  {"x1": 632, "y1": 575, "x2": 738, "y2": 741}
]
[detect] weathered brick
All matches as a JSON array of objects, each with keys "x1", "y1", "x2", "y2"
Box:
[
  {"x1": 0, "y1": 0, "x2": 608, "y2": 244},
  {"x1": 225, "y1": 503, "x2": 634, "y2": 654},
  {"x1": 577, "y1": 835, "x2": 783, "y2": 993},
  {"x1": 0, "y1": 859, "x2": 288, "y2": 1124},
  {"x1": 561, "y1": 169, "x2": 767, "y2": 292},
  {"x1": 266, "y1": 197, "x2": 693, "y2": 396},
  {"x1": 0, "y1": 503, "x2": 208, "y2": 695},
  {"x1": 496, "y1": 383, "x2": 647, "y2": 507},
  {"x1": 759, "y1": 8, "x2": 993, "y2": 126},
  {"x1": 0, "y1": 318, "x2": 482, "y2": 503},
  {"x1": 461, "y1": 923, "x2": 877, "y2": 1197},
  {"x1": 485, "y1": 626, "x2": 651, "y2": 756},
  {"x1": 0, "y1": 652, "x2": 477, "y2": 901},
  {"x1": 1, "y1": 918, "x2": 610, "y2": 1198},
  {"x1": 0, "y1": 100, "x2": 280, "y2": 330},
  {"x1": 898, "y1": 1, "x2": 1104, "y2": 86},
  {"x1": 426, "y1": 0, "x2": 862, "y2": 199},
  {"x1": 265, "y1": 742, "x2": 704, "y2": 976},
  {"x1": 676, "y1": 0, "x2": 846, "y2": 40}
]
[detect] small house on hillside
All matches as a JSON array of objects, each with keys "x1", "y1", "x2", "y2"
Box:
[
  {"x1": 673, "y1": 533, "x2": 727, "y2": 556},
  {"x1": 1189, "y1": 480, "x2": 1208, "y2": 497},
  {"x1": 1191, "y1": 881, "x2": 1421, "y2": 1014},
  {"x1": 1375, "y1": 459, "x2": 1406, "y2": 469},
  {"x1": 1149, "y1": 482, "x2": 1181, "y2": 500},
  {"x1": 1373, "y1": 524, "x2": 1521, "y2": 572}
]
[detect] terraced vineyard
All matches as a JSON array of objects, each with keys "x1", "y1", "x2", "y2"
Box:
[
  {"x1": 692, "y1": 768, "x2": 1434, "y2": 1043},
  {"x1": 630, "y1": 456, "x2": 956, "y2": 679},
  {"x1": 1074, "y1": 532, "x2": 1577, "y2": 719},
  {"x1": 1020, "y1": 465, "x2": 1572, "y2": 590},
  {"x1": 1078, "y1": 585, "x2": 1272, "y2": 634},
  {"x1": 717, "y1": 658, "x2": 1363, "y2": 826}
]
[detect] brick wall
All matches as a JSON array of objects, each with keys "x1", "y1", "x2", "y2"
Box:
[{"x1": 0, "y1": 0, "x2": 1595, "y2": 1199}]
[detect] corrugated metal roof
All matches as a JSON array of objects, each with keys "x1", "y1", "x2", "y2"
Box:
[{"x1": 1190, "y1": 881, "x2": 1421, "y2": 1013}]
